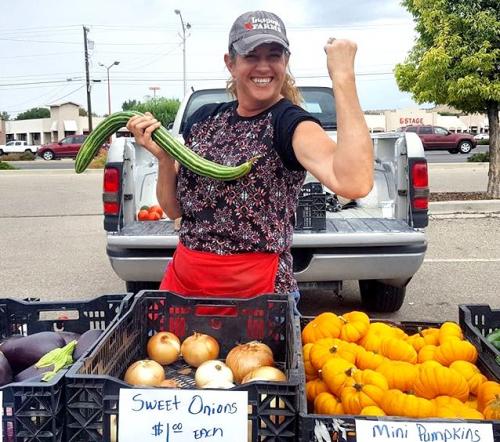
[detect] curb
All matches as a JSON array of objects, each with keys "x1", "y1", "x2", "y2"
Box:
[{"x1": 429, "y1": 200, "x2": 500, "y2": 215}]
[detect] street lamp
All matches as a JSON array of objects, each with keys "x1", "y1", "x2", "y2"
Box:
[
  {"x1": 174, "y1": 9, "x2": 191, "y2": 96},
  {"x1": 98, "y1": 61, "x2": 120, "y2": 115}
]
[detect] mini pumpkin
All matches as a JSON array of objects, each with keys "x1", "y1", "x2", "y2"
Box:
[
  {"x1": 302, "y1": 312, "x2": 342, "y2": 344},
  {"x1": 477, "y1": 381, "x2": 500, "y2": 411},
  {"x1": 314, "y1": 391, "x2": 344, "y2": 415},
  {"x1": 417, "y1": 344, "x2": 439, "y2": 363},
  {"x1": 406, "y1": 328, "x2": 440, "y2": 352},
  {"x1": 413, "y1": 363, "x2": 469, "y2": 401},
  {"x1": 360, "y1": 405, "x2": 386, "y2": 416},
  {"x1": 376, "y1": 360, "x2": 418, "y2": 392},
  {"x1": 482, "y1": 395, "x2": 500, "y2": 420},
  {"x1": 434, "y1": 339, "x2": 478, "y2": 366},
  {"x1": 309, "y1": 338, "x2": 357, "y2": 370},
  {"x1": 379, "y1": 337, "x2": 417, "y2": 364},
  {"x1": 381, "y1": 389, "x2": 435, "y2": 418},
  {"x1": 438, "y1": 321, "x2": 463, "y2": 344},
  {"x1": 340, "y1": 369, "x2": 389, "y2": 415},
  {"x1": 303, "y1": 343, "x2": 318, "y2": 381},
  {"x1": 321, "y1": 357, "x2": 357, "y2": 396},
  {"x1": 449, "y1": 360, "x2": 487, "y2": 395},
  {"x1": 339, "y1": 311, "x2": 370, "y2": 342},
  {"x1": 356, "y1": 348, "x2": 386, "y2": 370},
  {"x1": 306, "y1": 378, "x2": 329, "y2": 403}
]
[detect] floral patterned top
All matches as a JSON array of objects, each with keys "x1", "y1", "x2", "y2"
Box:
[{"x1": 177, "y1": 98, "x2": 320, "y2": 293}]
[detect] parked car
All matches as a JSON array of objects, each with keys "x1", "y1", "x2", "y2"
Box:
[
  {"x1": 474, "y1": 133, "x2": 489, "y2": 142},
  {"x1": 37, "y1": 134, "x2": 88, "y2": 160},
  {"x1": 398, "y1": 125, "x2": 477, "y2": 154},
  {"x1": 0, "y1": 140, "x2": 40, "y2": 155}
]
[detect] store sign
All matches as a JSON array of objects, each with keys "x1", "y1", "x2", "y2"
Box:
[
  {"x1": 118, "y1": 388, "x2": 248, "y2": 441},
  {"x1": 400, "y1": 117, "x2": 424, "y2": 125}
]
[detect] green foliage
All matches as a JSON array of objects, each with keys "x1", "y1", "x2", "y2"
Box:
[
  {"x1": 0, "y1": 111, "x2": 10, "y2": 121},
  {"x1": 395, "y1": 0, "x2": 500, "y2": 114},
  {"x1": 16, "y1": 107, "x2": 50, "y2": 120},
  {"x1": 468, "y1": 151, "x2": 490, "y2": 162},
  {"x1": 79, "y1": 108, "x2": 87, "y2": 116},
  {"x1": 121, "y1": 98, "x2": 180, "y2": 127},
  {"x1": 0, "y1": 161, "x2": 16, "y2": 170}
]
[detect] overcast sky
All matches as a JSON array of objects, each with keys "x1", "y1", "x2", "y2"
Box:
[{"x1": 0, "y1": 0, "x2": 422, "y2": 118}]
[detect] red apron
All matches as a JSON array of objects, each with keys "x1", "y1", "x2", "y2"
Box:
[{"x1": 159, "y1": 241, "x2": 279, "y2": 298}]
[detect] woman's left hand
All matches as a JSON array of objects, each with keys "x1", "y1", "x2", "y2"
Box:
[{"x1": 324, "y1": 38, "x2": 357, "y2": 81}]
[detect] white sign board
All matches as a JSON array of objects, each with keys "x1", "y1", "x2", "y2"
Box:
[
  {"x1": 119, "y1": 388, "x2": 248, "y2": 441},
  {"x1": 355, "y1": 419, "x2": 494, "y2": 442}
]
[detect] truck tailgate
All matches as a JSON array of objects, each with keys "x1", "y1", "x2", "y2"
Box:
[{"x1": 108, "y1": 218, "x2": 425, "y2": 249}]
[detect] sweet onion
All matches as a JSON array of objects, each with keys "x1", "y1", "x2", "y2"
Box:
[
  {"x1": 225, "y1": 341, "x2": 274, "y2": 383},
  {"x1": 242, "y1": 366, "x2": 287, "y2": 383},
  {"x1": 195, "y1": 360, "x2": 233, "y2": 388},
  {"x1": 147, "y1": 332, "x2": 181, "y2": 365},
  {"x1": 124, "y1": 359, "x2": 165, "y2": 386},
  {"x1": 181, "y1": 332, "x2": 220, "y2": 367}
]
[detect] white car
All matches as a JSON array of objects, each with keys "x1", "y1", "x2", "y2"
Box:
[
  {"x1": 0, "y1": 140, "x2": 40, "y2": 155},
  {"x1": 474, "y1": 133, "x2": 489, "y2": 141}
]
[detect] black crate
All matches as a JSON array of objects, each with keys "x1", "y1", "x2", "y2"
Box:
[
  {"x1": 0, "y1": 294, "x2": 132, "y2": 442},
  {"x1": 297, "y1": 316, "x2": 500, "y2": 442},
  {"x1": 295, "y1": 182, "x2": 326, "y2": 231},
  {"x1": 65, "y1": 291, "x2": 302, "y2": 442},
  {"x1": 459, "y1": 304, "x2": 500, "y2": 379}
]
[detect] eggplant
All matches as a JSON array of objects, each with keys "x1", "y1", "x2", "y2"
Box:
[
  {"x1": 1, "y1": 331, "x2": 65, "y2": 373},
  {"x1": 13, "y1": 364, "x2": 52, "y2": 382},
  {"x1": 73, "y1": 329, "x2": 104, "y2": 360},
  {"x1": 0, "y1": 351, "x2": 13, "y2": 386},
  {"x1": 57, "y1": 331, "x2": 82, "y2": 345}
]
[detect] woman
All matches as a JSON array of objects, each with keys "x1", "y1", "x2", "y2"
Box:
[{"x1": 126, "y1": 10, "x2": 373, "y2": 300}]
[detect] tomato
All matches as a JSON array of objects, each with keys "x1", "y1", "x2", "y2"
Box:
[
  {"x1": 148, "y1": 211, "x2": 161, "y2": 221},
  {"x1": 149, "y1": 205, "x2": 164, "y2": 218},
  {"x1": 138, "y1": 210, "x2": 150, "y2": 221}
]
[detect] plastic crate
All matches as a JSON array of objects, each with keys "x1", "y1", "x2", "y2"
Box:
[
  {"x1": 0, "y1": 294, "x2": 132, "y2": 442},
  {"x1": 65, "y1": 291, "x2": 302, "y2": 442},
  {"x1": 297, "y1": 316, "x2": 500, "y2": 442},
  {"x1": 459, "y1": 304, "x2": 500, "y2": 378},
  {"x1": 295, "y1": 182, "x2": 326, "y2": 231}
]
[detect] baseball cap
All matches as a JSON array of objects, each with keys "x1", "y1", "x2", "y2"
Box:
[{"x1": 228, "y1": 11, "x2": 290, "y2": 55}]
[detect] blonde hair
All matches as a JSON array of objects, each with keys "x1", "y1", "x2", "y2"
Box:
[{"x1": 226, "y1": 49, "x2": 303, "y2": 106}]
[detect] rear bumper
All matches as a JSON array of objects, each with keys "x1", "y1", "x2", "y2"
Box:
[{"x1": 107, "y1": 242, "x2": 427, "y2": 284}]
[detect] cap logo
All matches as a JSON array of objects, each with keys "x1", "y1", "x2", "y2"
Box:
[{"x1": 246, "y1": 16, "x2": 283, "y2": 33}]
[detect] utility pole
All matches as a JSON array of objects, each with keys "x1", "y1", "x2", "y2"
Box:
[
  {"x1": 174, "y1": 10, "x2": 191, "y2": 96},
  {"x1": 83, "y1": 26, "x2": 93, "y2": 132}
]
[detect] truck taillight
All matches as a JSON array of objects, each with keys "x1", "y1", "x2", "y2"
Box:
[
  {"x1": 103, "y1": 167, "x2": 120, "y2": 215},
  {"x1": 410, "y1": 161, "x2": 429, "y2": 210}
]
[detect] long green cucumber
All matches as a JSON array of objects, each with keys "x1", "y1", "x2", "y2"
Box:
[{"x1": 75, "y1": 111, "x2": 259, "y2": 180}]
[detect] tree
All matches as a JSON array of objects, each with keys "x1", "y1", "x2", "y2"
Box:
[
  {"x1": 395, "y1": 0, "x2": 500, "y2": 197},
  {"x1": 16, "y1": 107, "x2": 50, "y2": 120},
  {"x1": 79, "y1": 108, "x2": 87, "y2": 116},
  {"x1": 0, "y1": 111, "x2": 10, "y2": 121},
  {"x1": 122, "y1": 97, "x2": 180, "y2": 127}
]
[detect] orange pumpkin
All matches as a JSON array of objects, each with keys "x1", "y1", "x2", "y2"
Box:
[
  {"x1": 340, "y1": 369, "x2": 389, "y2": 415},
  {"x1": 438, "y1": 322, "x2": 463, "y2": 344},
  {"x1": 376, "y1": 360, "x2": 418, "y2": 392},
  {"x1": 406, "y1": 328, "x2": 440, "y2": 352},
  {"x1": 339, "y1": 311, "x2": 370, "y2": 342},
  {"x1": 309, "y1": 338, "x2": 357, "y2": 371},
  {"x1": 379, "y1": 337, "x2": 417, "y2": 364},
  {"x1": 381, "y1": 389, "x2": 435, "y2": 418},
  {"x1": 483, "y1": 395, "x2": 500, "y2": 420},
  {"x1": 321, "y1": 357, "x2": 357, "y2": 396},
  {"x1": 302, "y1": 312, "x2": 342, "y2": 344},
  {"x1": 356, "y1": 348, "x2": 386, "y2": 370},
  {"x1": 413, "y1": 362, "x2": 469, "y2": 401},
  {"x1": 433, "y1": 396, "x2": 484, "y2": 419},
  {"x1": 477, "y1": 381, "x2": 500, "y2": 411},
  {"x1": 449, "y1": 360, "x2": 487, "y2": 395},
  {"x1": 314, "y1": 391, "x2": 344, "y2": 415},
  {"x1": 359, "y1": 331, "x2": 386, "y2": 352},
  {"x1": 434, "y1": 339, "x2": 478, "y2": 366},
  {"x1": 306, "y1": 378, "x2": 329, "y2": 403},
  {"x1": 303, "y1": 343, "x2": 318, "y2": 381}
]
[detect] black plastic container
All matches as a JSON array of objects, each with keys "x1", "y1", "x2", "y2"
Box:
[
  {"x1": 459, "y1": 304, "x2": 500, "y2": 378},
  {"x1": 295, "y1": 182, "x2": 326, "y2": 231},
  {"x1": 298, "y1": 316, "x2": 500, "y2": 442},
  {"x1": 0, "y1": 294, "x2": 132, "y2": 442},
  {"x1": 65, "y1": 291, "x2": 301, "y2": 441}
]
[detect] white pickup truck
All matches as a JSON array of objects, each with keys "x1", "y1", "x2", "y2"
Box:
[
  {"x1": 0, "y1": 140, "x2": 40, "y2": 155},
  {"x1": 101, "y1": 86, "x2": 429, "y2": 312}
]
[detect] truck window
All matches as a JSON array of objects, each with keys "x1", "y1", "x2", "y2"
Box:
[
  {"x1": 420, "y1": 126, "x2": 432, "y2": 134},
  {"x1": 180, "y1": 87, "x2": 337, "y2": 132},
  {"x1": 405, "y1": 126, "x2": 418, "y2": 133},
  {"x1": 434, "y1": 127, "x2": 448, "y2": 135}
]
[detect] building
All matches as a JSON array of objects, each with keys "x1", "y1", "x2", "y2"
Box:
[{"x1": 0, "y1": 102, "x2": 105, "y2": 145}]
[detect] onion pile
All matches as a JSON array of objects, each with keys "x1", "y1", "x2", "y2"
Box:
[{"x1": 225, "y1": 341, "x2": 275, "y2": 383}]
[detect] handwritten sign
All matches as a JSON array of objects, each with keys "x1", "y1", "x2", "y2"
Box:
[
  {"x1": 355, "y1": 419, "x2": 494, "y2": 442},
  {"x1": 119, "y1": 388, "x2": 248, "y2": 441}
]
